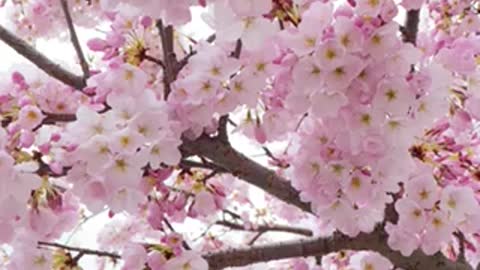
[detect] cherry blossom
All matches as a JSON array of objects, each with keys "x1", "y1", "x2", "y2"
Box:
[{"x1": 2, "y1": 0, "x2": 480, "y2": 270}]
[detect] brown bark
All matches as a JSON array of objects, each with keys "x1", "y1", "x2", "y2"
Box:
[{"x1": 0, "y1": 25, "x2": 86, "y2": 90}]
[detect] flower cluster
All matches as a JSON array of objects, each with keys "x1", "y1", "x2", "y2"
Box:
[{"x1": 3, "y1": 0, "x2": 480, "y2": 269}]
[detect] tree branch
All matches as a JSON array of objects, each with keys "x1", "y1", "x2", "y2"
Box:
[
  {"x1": 181, "y1": 136, "x2": 311, "y2": 213},
  {"x1": 204, "y1": 228, "x2": 472, "y2": 270},
  {"x1": 36, "y1": 228, "x2": 471, "y2": 270},
  {"x1": 182, "y1": 135, "x2": 475, "y2": 269},
  {"x1": 401, "y1": 9, "x2": 420, "y2": 44},
  {"x1": 0, "y1": 25, "x2": 86, "y2": 90},
  {"x1": 215, "y1": 220, "x2": 313, "y2": 237},
  {"x1": 144, "y1": 54, "x2": 165, "y2": 68},
  {"x1": 247, "y1": 231, "x2": 265, "y2": 246},
  {"x1": 179, "y1": 159, "x2": 228, "y2": 173},
  {"x1": 157, "y1": 20, "x2": 177, "y2": 100},
  {"x1": 60, "y1": 0, "x2": 90, "y2": 79},
  {"x1": 42, "y1": 112, "x2": 77, "y2": 124},
  {"x1": 37, "y1": 241, "x2": 120, "y2": 260},
  {"x1": 217, "y1": 115, "x2": 229, "y2": 144},
  {"x1": 230, "y1": 39, "x2": 242, "y2": 59},
  {"x1": 163, "y1": 218, "x2": 192, "y2": 250}
]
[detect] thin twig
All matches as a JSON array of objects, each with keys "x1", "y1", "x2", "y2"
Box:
[
  {"x1": 163, "y1": 218, "x2": 192, "y2": 250},
  {"x1": 223, "y1": 209, "x2": 242, "y2": 220},
  {"x1": 215, "y1": 220, "x2": 313, "y2": 237},
  {"x1": 206, "y1": 33, "x2": 216, "y2": 43},
  {"x1": 248, "y1": 231, "x2": 265, "y2": 246},
  {"x1": 179, "y1": 159, "x2": 227, "y2": 173},
  {"x1": 201, "y1": 170, "x2": 218, "y2": 184},
  {"x1": 72, "y1": 251, "x2": 85, "y2": 264},
  {"x1": 0, "y1": 25, "x2": 86, "y2": 89},
  {"x1": 144, "y1": 54, "x2": 165, "y2": 68},
  {"x1": 192, "y1": 223, "x2": 216, "y2": 242},
  {"x1": 230, "y1": 39, "x2": 242, "y2": 59},
  {"x1": 37, "y1": 241, "x2": 120, "y2": 260},
  {"x1": 60, "y1": 0, "x2": 90, "y2": 79},
  {"x1": 65, "y1": 209, "x2": 109, "y2": 244},
  {"x1": 32, "y1": 112, "x2": 76, "y2": 132},
  {"x1": 176, "y1": 50, "x2": 196, "y2": 74}
]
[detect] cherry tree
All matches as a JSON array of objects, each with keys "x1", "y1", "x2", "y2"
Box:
[{"x1": 1, "y1": 0, "x2": 480, "y2": 269}]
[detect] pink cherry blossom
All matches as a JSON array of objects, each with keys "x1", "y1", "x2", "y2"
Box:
[
  {"x1": 2, "y1": 1, "x2": 480, "y2": 270},
  {"x1": 17, "y1": 105, "x2": 45, "y2": 130}
]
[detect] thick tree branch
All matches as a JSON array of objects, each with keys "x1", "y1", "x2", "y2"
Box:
[
  {"x1": 182, "y1": 135, "x2": 475, "y2": 269},
  {"x1": 157, "y1": 20, "x2": 177, "y2": 99},
  {"x1": 401, "y1": 9, "x2": 420, "y2": 44},
  {"x1": 217, "y1": 115, "x2": 229, "y2": 144},
  {"x1": 60, "y1": 0, "x2": 90, "y2": 79},
  {"x1": 204, "y1": 228, "x2": 472, "y2": 270},
  {"x1": 38, "y1": 228, "x2": 471, "y2": 270},
  {"x1": 0, "y1": 25, "x2": 86, "y2": 90},
  {"x1": 181, "y1": 136, "x2": 311, "y2": 213}
]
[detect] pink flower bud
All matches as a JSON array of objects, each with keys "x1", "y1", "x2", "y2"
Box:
[
  {"x1": 140, "y1": 16, "x2": 153, "y2": 28},
  {"x1": 87, "y1": 38, "x2": 108, "y2": 51},
  {"x1": 334, "y1": 4, "x2": 354, "y2": 18},
  {"x1": 173, "y1": 194, "x2": 187, "y2": 210},
  {"x1": 7, "y1": 122, "x2": 20, "y2": 135},
  {"x1": 0, "y1": 95, "x2": 8, "y2": 104},
  {"x1": 32, "y1": 3, "x2": 46, "y2": 15},
  {"x1": 83, "y1": 87, "x2": 97, "y2": 95},
  {"x1": 280, "y1": 53, "x2": 298, "y2": 66},
  {"x1": 38, "y1": 143, "x2": 51, "y2": 155},
  {"x1": 108, "y1": 57, "x2": 123, "y2": 69},
  {"x1": 64, "y1": 144, "x2": 78, "y2": 152},
  {"x1": 19, "y1": 130, "x2": 34, "y2": 148},
  {"x1": 18, "y1": 96, "x2": 32, "y2": 107},
  {"x1": 93, "y1": 95, "x2": 106, "y2": 104},
  {"x1": 50, "y1": 133, "x2": 61, "y2": 142},
  {"x1": 106, "y1": 33, "x2": 125, "y2": 48},
  {"x1": 11, "y1": 71, "x2": 25, "y2": 85},
  {"x1": 102, "y1": 48, "x2": 118, "y2": 60}
]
